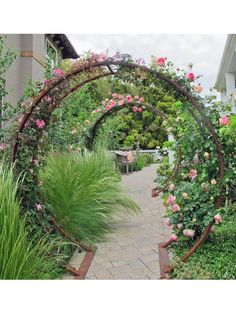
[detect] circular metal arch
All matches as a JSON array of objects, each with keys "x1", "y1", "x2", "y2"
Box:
[{"x1": 10, "y1": 59, "x2": 225, "y2": 263}]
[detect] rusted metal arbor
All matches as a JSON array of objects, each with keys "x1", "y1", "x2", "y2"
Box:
[{"x1": 10, "y1": 59, "x2": 225, "y2": 277}]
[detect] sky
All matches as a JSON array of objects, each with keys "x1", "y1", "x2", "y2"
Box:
[{"x1": 67, "y1": 34, "x2": 227, "y2": 93}]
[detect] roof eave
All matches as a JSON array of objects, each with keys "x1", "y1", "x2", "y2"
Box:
[{"x1": 215, "y1": 34, "x2": 236, "y2": 91}]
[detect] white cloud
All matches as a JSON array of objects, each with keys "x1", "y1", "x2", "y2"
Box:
[{"x1": 67, "y1": 34, "x2": 227, "y2": 90}]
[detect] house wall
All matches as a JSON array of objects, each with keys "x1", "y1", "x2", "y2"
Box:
[
  {"x1": 4, "y1": 35, "x2": 22, "y2": 106},
  {"x1": 4, "y1": 34, "x2": 46, "y2": 106}
]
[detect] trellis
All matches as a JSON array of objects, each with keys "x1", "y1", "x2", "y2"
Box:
[{"x1": 9, "y1": 56, "x2": 225, "y2": 278}]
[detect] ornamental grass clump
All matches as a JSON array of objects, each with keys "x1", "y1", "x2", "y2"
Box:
[
  {"x1": 0, "y1": 162, "x2": 66, "y2": 279},
  {"x1": 39, "y1": 150, "x2": 140, "y2": 244}
]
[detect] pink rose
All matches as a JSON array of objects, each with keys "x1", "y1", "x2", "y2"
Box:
[
  {"x1": 109, "y1": 100, "x2": 116, "y2": 107},
  {"x1": 97, "y1": 52, "x2": 108, "y2": 62},
  {"x1": 188, "y1": 169, "x2": 197, "y2": 180},
  {"x1": 134, "y1": 95, "x2": 139, "y2": 100},
  {"x1": 219, "y1": 116, "x2": 230, "y2": 126},
  {"x1": 194, "y1": 84, "x2": 203, "y2": 93},
  {"x1": 118, "y1": 100, "x2": 124, "y2": 106},
  {"x1": 172, "y1": 203, "x2": 180, "y2": 213},
  {"x1": 139, "y1": 97, "x2": 145, "y2": 102},
  {"x1": 118, "y1": 95, "x2": 124, "y2": 100},
  {"x1": 35, "y1": 119, "x2": 46, "y2": 129},
  {"x1": 0, "y1": 143, "x2": 7, "y2": 151},
  {"x1": 166, "y1": 194, "x2": 176, "y2": 205},
  {"x1": 112, "y1": 93, "x2": 118, "y2": 98},
  {"x1": 156, "y1": 57, "x2": 166, "y2": 67},
  {"x1": 105, "y1": 105, "x2": 111, "y2": 111},
  {"x1": 169, "y1": 183, "x2": 175, "y2": 191},
  {"x1": 164, "y1": 218, "x2": 171, "y2": 226},
  {"x1": 186, "y1": 72, "x2": 195, "y2": 81},
  {"x1": 126, "y1": 95, "x2": 133, "y2": 103},
  {"x1": 35, "y1": 203, "x2": 42, "y2": 211},
  {"x1": 214, "y1": 214, "x2": 222, "y2": 223},
  {"x1": 133, "y1": 106, "x2": 138, "y2": 112},
  {"x1": 138, "y1": 107, "x2": 143, "y2": 113},
  {"x1": 53, "y1": 68, "x2": 64, "y2": 77},
  {"x1": 183, "y1": 229, "x2": 195, "y2": 238},
  {"x1": 170, "y1": 234, "x2": 178, "y2": 241}
]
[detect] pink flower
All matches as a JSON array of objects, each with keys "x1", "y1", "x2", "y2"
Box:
[
  {"x1": 156, "y1": 57, "x2": 166, "y2": 67},
  {"x1": 139, "y1": 97, "x2": 145, "y2": 102},
  {"x1": 126, "y1": 95, "x2": 133, "y2": 103},
  {"x1": 97, "y1": 52, "x2": 108, "y2": 62},
  {"x1": 172, "y1": 203, "x2": 180, "y2": 213},
  {"x1": 186, "y1": 72, "x2": 195, "y2": 81},
  {"x1": 138, "y1": 107, "x2": 143, "y2": 113},
  {"x1": 118, "y1": 94, "x2": 124, "y2": 100},
  {"x1": 118, "y1": 100, "x2": 124, "y2": 106},
  {"x1": 35, "y1": 119, "x2": 46, "y2": 129},
  {"x1": 35, "y1": 203, "x2": 42, "y2": 211},
  {"x1": 134, "y1": 95, "x2": 139, "y2": 100},
  {"x1": 53, "y1": 68, "x2": 64, "y2": 77},
  {"x1": 105, "y1": 105, "x2": 111, "y2": 111},
  {"x1": 169, "y1": 183, "x2": 175, "y2": 191},
  {"x1": 214, "y1": 214, "x2": 222, "y2": 223},
  {"x1": 112, "y1": 93, "x2": 118, "y2": 98},
  {"x1": 109, "y1": 100, "x2": 116, "y2": 107},
  {"x1": 183, "y1": 229, "x2": 195, "y2": 238},
  {"x1": 219, "y1": 116, "x2": 230, "y2": 126},
  {"x1": 44, "y1": 79, "x2": 50, "y2": 85},
  {"x1": 43, "y1": 96, "x2": 52, "y2": 102},
  {"x1": 0, "y1": 143, "x2": 7, "y2": 151},
  {"x1": 102, "y1": 100, "x2": 106, "y2": 106},
  {"x1": 166, "y1": 194, "x2": 176, "y2": 205},
  {"x1": 188, "y1": 169, "x2": 197, "y2": 180},
  {"x1": 170, "y1": 234, "x2": 178, "y2": 241},
  {"x1": 194, "y1": 84, "x2": 203, "y2": 93},
  {"x1": 133, "y1": 106, "x2": 138, "y2": 112},
  {"x1": 164, "y1": 218, "x2": 171, "y2": 226}
]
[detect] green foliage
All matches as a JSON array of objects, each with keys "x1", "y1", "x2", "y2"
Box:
[
  {"x1": 141, "y1": 153, "x2": 154, "y2": 166},
  {"x1": 170, "y1": 215, "x2": 236, "y2": 279},
  {"x1": 0, "y1": 161, "x2": 67, "y2": 279},
  {"x1": 134, "y1": 155, "x2": 145, "y2": 171},
  {"x1": 39, "y1": 150, "x2": 140, "y2": 244}
]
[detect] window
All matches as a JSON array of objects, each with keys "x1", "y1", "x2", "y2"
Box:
[{"x1": 45, "y1": 38, "x2": 59, "y2": 71}]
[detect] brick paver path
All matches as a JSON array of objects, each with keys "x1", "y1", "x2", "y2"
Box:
[
  {"x1": 63, "y1": 164, "x2": 171, "y2": 280},
  {"x1": 83, "y1": 164, "x2": 171, "y2": 279}
]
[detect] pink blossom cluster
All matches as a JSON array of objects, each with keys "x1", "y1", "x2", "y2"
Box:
[
  {"x1": 156, "y1": 57, "x2": 167, "y2": 67},
  {"x1": 219, "y1": 116, "x2": 230, "y2": 126},
  {"x1": 52, "y1": 68, "x2": 64, "y2": 77},
  {"x1": 35, "y1": 119, "x2": 46, "y2": 129},
  {"x1": 101, "y1": 94, "x2": 145, "y2": 113}
]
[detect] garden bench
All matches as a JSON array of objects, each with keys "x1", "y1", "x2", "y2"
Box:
[{"x1": 114, "y1": 151, "x2": 136, "y2": 174}]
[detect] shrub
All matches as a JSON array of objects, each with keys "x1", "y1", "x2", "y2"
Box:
[
  {"x1": 39, "y1": 150, "x2": 140, "y2": 244},
  {"x1": 0, "y1": 162, "x2": 66, "y2": 279},
  {"x1": 134, "y1": 155, "x2": 145, "y2": 171},
  {"x1": 141, "y1": 153, "x2": 154, "y2": 166}
]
